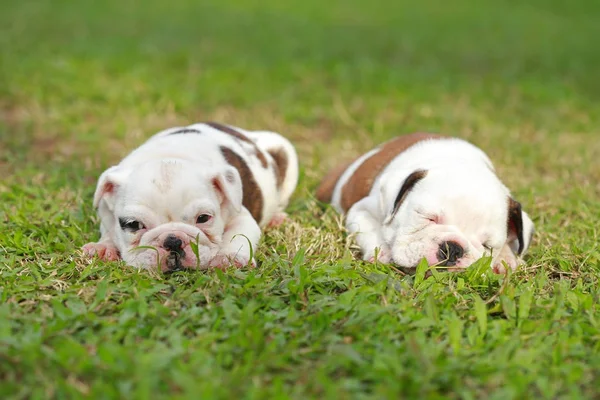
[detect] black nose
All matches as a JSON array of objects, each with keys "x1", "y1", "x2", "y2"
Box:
[
  {"x1": 163, "y1": 234, "x2": 183, "y2": 252},
  {"x1": 437, "y1": 241, "x2": 464, "y2": 266}
]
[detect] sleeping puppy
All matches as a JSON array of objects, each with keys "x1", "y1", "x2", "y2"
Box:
[
  {"x1": 316, "y1": 133, "x2": 534, "y2": 274},
  {"x1": 83, "y1": 122, "x2": 298, "y2": 272}
]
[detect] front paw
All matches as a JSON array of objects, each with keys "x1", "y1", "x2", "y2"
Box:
[
  {"x1": 267, "y1": 212, "x2": 287, "y2": 228},
  {"x1": 492, "y1": 245, "x2": 520, "y2": 274},
  {"x1": 82, "y1": 241, "x2": 120, "y2": 261},
  {"x1": 365, "y1": 246, "x2": 392, "y2": 264},
  {"x1": 209, "y1": 253, "x2": 255, "y2": 269},
  {"x1": 492, "y1": 256, "x2": 520, "y2": 274}
]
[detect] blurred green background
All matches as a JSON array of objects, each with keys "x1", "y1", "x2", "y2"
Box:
[{"x1": 2, "y1": 0, "x2": 599, "y2": 139}]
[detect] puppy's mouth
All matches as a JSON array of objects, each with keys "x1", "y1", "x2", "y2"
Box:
[{"x1": 165, "y1": 249, "x2": 186, "y2": 273}]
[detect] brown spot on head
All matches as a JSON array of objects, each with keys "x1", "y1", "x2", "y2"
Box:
[
  {"x1": 339, "y1": 133, "x2": 443, "y2": 212},
  {"x1": 220, "y1": 146, "x2": 264, "y2": 224},
  {"x1": 267, "y1": 147, "x2": 289, "y2": 190},
  {"x1": 385, "y1": 169, "x2": 428, "y2": 224},
  {"x1": 207, "y1": 122, "x2": 268, "y2": 168}
]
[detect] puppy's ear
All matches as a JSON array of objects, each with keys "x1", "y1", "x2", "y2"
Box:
[
  {"x1": 507, "y1": 198, "x2": 534, "y2": 256},
  {"x1": 212, "y1": 166, "x2": 243, "y2": 214},
  {"x1": 381, "y1": 169, "x2": 428, "y2": 225},
  {"x1": 93, "y1": 166, "x2": 130, "y2": 209}
]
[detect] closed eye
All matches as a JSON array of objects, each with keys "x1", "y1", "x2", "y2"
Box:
[{"x1": 417, "y1": 212, "x2": 438, "y2": 223}]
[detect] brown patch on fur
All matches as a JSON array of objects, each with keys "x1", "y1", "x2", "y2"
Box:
[
  {"x1": 169, "y1": 128, "x2": 202, "y2": 135},
  {"x1": 507, "y1": 197, "x2": 524, "y2": 255},
  {"x1": 340, "y1": 133, "x2": 442, "y2": 211},
  {"x1": 388, "y1": 169, "x2": 428, "y2": 221},
  {"x1": 319, "y1": 133, "x2": 442, "y2": 212},
  {"x1": 207, "y1": 122, "x2": 269, "y2": 168},
  {"x1": 267, "y1": 148, "x2": 289, "y2": 190},
  {"x1": 220, "y1": 146, "x2": 264, "y2": 223},
  {"x1": 315, "y1": 161, "x2": 354, "y2": 203}
]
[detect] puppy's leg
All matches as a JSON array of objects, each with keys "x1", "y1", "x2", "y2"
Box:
[
  {"x1": 346, "y1": 197, "x2": 391, "y2": 263},
  {"x1": 210, "y1": 208, "x2": 261, "y2": 268},
  {"x1": 492, "y1": 243, "x2": 519, "y2": 274},
  {"x1": 246, "y1": 131, "x2": 299, "y2": 226},
  {"x1": 267, "y1": 212, "x2": 288, "y2": 228},
  {"x1": 82, "y1": 239, "x2": 120, "y2": 261},
  {"x1": 82, "y1": 200, "x2": 121, "y2": 261}
]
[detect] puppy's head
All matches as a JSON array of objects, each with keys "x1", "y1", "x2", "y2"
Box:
[
  {"x1": 379, "y1": 166, "x2": 534, "y2": 272},
  {"x1": 93, "y1": 159, "x2": 242, "y2": 271}
]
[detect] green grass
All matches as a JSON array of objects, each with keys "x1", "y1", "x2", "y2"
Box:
[{"x1": 1, "y1": 0, "x2": 600, "y2": 398}]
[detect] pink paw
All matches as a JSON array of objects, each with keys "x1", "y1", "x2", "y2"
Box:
[
  {"x1": 367, "y1": 247, "x2": 392, "y2": 264},
  {"x1": 209, "y1": 254, "x2": 255, "y2": 269},
  {"x1": 492, "y1": 259, "x2": 517, "y2": 275},
  {"x1": 82, "y1": 242, "x2": 121, "y2": 261},
  {"x1": 492, "y1": 263, "x2": 506, "y2": 275},
  {"x1": 267, "y1": 212, "x2": 287, "y2": 228}
]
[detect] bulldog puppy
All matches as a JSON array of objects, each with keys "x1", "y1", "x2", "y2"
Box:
[
  {"x1": 316, "y1": 133, "x2": 534, "y2": 274},
  {"x1": 83, "y1": 122, "x2": 298, "y2": 272}
]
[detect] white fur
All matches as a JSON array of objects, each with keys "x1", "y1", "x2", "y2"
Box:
[
  {"x1": 332, "y1": 138, "x2": 534, "y2": 272},
  {"x1": 83, "y1": 123, "x2": 298, "y2": 271}
]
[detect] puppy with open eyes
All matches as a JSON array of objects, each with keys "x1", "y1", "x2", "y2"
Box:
[
  {"x1": 83, "y1": 122, "x2": 298, "y2": 272},
  {"x1": 316, "y1": 133, "x2": 534, "y2": 274}
]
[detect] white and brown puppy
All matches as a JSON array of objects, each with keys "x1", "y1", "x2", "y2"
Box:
[
  {"x1": 316, "y1": 133, "x2": 534, "y2": 273},
  {"x1": 83, "y1": 122, "x2": 298, "y2": 272}
]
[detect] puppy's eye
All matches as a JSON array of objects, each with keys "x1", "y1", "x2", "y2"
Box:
[
  {"x1": 421, "y1": 214, "x2": 438, "y2": 223},
  {"x1": 119, "y1": 218, "x2": 145, "y2": 232},
  {"x1": 483, "y1": 243, "x2": 493, "y2": 251},
  {"x1": 416, "y1": 209, "x2": 438, "y2": 223},
  {"x1": 196, "y1": 214, "x2": 212, "y2": 224}
]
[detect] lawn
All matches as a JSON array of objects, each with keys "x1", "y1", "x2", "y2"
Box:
[{"x1": 1, "y1": 0, "x2": 600, "y2": 398}]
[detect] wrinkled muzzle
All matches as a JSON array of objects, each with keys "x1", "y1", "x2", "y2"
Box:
[{"x1": 123, "y1": 223, "x2": 219, "y2": 272}]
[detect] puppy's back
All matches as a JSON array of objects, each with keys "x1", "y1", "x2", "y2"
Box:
[
  {"x1": 315, "y1": 161, "x2": 353, "y2": 203},
  {"x1": 317, "y1": 133, "x2": 441, "y2": 212}
]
